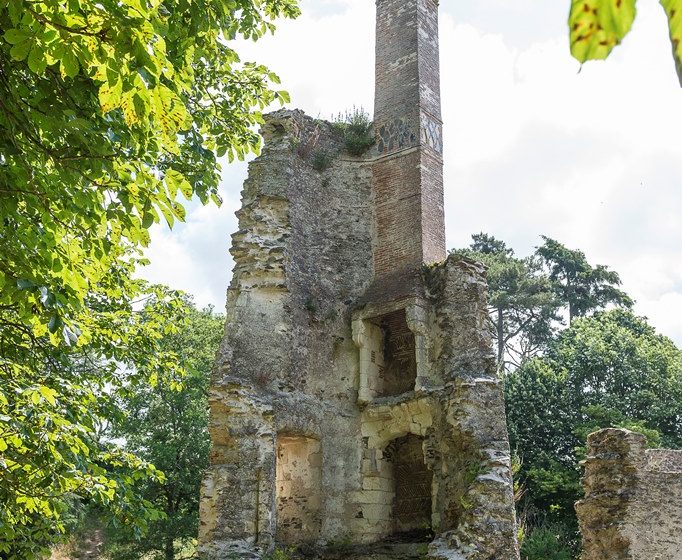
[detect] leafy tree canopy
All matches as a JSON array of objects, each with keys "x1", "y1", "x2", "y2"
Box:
[
  {"x1": 104, "y1": 304, "x2": 224, "y2": 560},
  {"x1": 569, "y1": 0, "x2": 682, "y2": 86},
  {"x1": 536, "y1": 236, "x2": 632, "y2": 323},
  {"x1": 0, "y1": 0, "x2": 299, "y2": 555},
  {"x1": 1, "y1": 0, "x2": 298, "y2": 345},
  {"x1": 0, "y1": 283, "x2": 191, "y2": 558},
  {"x1": 506, "y1": 309, "x2": 682, "y2": 528},
  {"x1": 454, "y1": 234, "x2": 632, "y2": 372},
  {"x1": 456, "y1": 234, "x2": 559, "y2": 371}
]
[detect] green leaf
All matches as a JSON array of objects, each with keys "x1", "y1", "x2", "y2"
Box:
[
  {"x1": 17, "y1": 279, "x2": 34, "y2": 290},
  {"x1": 660, "y1": 0, "x2": 682, "y2": 86},
  {"x1": 159, "y1": 204, "x2": 175, "y2": 229},
  {"x1": 569, "y1": 0, "x2": 637, "y2": 62},
  {"x1": 165, "y1": 169, "x2": 192, "y2": 199},
  {"x1": 99, "y1": 79, "x2": 123, "y2": 112},
  {"x1": 172, "y1": 202, "x2": 186, "y2": 221},
  {"x1": 9, "y1": 39, "x2": 32, "y2": 61},
  {"x1": 276, "y1": 89, "x2": 291, "y2": 104},
  {"x1": 48, "y1": 315, "x2": 62, "y2": 333},
  {"x1": 60, "y1": 50, "x2": 79, "y2": 78},
  {"x1": 4, "y1": 28, "x2": 31, "y2": 44},
  {"x1": 142, "y1": 211, "x2": 155, "y2": 229},
  {"x1": 27, "y1": 43, "x2": 47, "y2": 74},
  {"x1": 38, "y1": 386, "x2": 57, "y2": 406}
]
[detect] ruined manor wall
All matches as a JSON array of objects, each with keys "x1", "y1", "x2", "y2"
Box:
[
  {"x1": 425, "y1": 257, "x2": 519, "y2": 560},
  {"x1": 200, "y1": 110, "x2": 376, "y2": 556},
  {"x1": 200, "y1": 0, "x2": 520, "y2": 553},
  {"x1": 576, "y1": 428, "x2": 682, "y2": 560}
]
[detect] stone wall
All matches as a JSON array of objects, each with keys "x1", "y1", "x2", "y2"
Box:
[
  {"x1": 200, "y1": 110, "x2": 375, "y2": 558},
  {"x1": 276, "y1": 436, "x2": 323, "y2": 545},
  {"x1": 199, "y1": 111, "x2": 518, "y2": 560},
  {"x1": 200, "y1": 0, "x2": 520, "y2": 556},
  {"x1": 576, "y1": 428, "x2": 682, "y2": 560}
]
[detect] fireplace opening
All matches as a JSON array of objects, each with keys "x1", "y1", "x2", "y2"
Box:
[
  {"x1": 275, "y1": 435, "x2": 322, "y2": 545},
  {"x1": 385, "y1": 434, "x2": 433, "y2": 540}
]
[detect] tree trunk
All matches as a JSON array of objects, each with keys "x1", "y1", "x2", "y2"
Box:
[
  {"x1": 497, "y1": 307, "x2": 505, "y2": 373},
  {"x1": 567, "y1": 277, "x2": 574, "y2": 325},
  {"x1": 164, "y1": 536, "x2": 174, "y2": 560}
]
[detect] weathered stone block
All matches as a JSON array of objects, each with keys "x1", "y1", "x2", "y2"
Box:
[{"x1": 576, "y1": 428, "x2": 682, "y2": 560}]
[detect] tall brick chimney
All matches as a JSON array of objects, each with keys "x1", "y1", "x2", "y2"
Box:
[{"x1": 370, "y1": 0, "x2": 446, "y2": 300}]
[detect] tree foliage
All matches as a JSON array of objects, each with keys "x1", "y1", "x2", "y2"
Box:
[
  {"x1": 569, "y1": 0, "x2": 682, "y2": 86},
  {"x1": 506, "y1": 310, "x2": 682, "y2": 531},
  {"x1": 453, "y1": 234, "x2": 631, "y2": 372},
  {"x1": 105, "y1": 304, "x2": 224, "y2": 560},
  {"x1": 536, "y1": 236, "x2": 632, "y2": 324},
  {"x1": 0, "y1": 0, "x2": 298, "y2": 344},
  {"x1": 456, "y1": 234, "x2": 559, "y2": 371},
  {"x1": 0, "y1": 283, "x2": 191, "y2": 558},
  {"x1": 0, "y1": 0, "x2": 300, "y2": 555}
]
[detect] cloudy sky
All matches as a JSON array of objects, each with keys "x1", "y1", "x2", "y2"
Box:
[{"x1": 141, "y1": 0, "x2": 682, "y2": 345}]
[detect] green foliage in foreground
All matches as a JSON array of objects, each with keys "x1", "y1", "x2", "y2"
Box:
[
  {"x1": 506, "y1": 309, "x2": 682, "y2": 534},
  {"x1": 0, "y1": 0, "x2": 299, "y2": 555},
  {"x1": 105, "y1": 305, "x2": 223, "y2": 560},
  {"x1": 569, "y1": 0, "x2": 682, "y2": 86},
  {"x1": 0, "y1": 283, "x2": 191, "y2": 558}
]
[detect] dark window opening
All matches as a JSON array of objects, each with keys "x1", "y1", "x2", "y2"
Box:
[{"x1": 373, "y1": 309, "x2": 417, "y2": 397}]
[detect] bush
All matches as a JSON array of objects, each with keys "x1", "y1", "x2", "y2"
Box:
[
  {"x1": 312, "y1": 150, "x2": 333, "y2": 172},
  {"x1": 520, "y1": 525, "x2": 575, "y2": 560},
  {"x1": 333, "y1": 107, "x2": 375, "y2": 156}
]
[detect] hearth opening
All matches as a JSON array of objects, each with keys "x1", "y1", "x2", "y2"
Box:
[
  {"x1": 374, "y1": 309, "x2": 417, "y2": 397},
  {"x1": 385, "y1": 434, "x2": 433, "y2": 540},
  {"x1": 275, "y1": 435, "x2": 322, "y2": 545}
]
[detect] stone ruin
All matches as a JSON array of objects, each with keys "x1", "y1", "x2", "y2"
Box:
[
  {"x1": 576, "y1": 428, "x2": 682, "y2": 560},
  {"x1": 199, "y1": 0, "x2": 519, "y2": 558}
]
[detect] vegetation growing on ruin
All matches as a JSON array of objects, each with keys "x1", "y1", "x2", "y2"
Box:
[
  {"x1": 333, "y1": 107, "x2": 375, "y2": 156},
  {"x1": 312, "y1": 150, "x2": 334, "y2": 172}
]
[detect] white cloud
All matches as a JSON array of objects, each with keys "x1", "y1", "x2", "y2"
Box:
[
  {"x1": 140, "y1": 162, "x2": 246, "y2": 310},
  {"x1": 139, "y1": 0, "x2": 682, "y2": 345}
]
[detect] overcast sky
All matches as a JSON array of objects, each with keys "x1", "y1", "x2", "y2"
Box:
[{"x1": 141, "y1": 0, "x2": 682, "y2": 346}]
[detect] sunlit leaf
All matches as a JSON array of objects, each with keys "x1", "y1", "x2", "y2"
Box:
[
  {"x1": 569, "y1": 0, "x2": 637, "y2": 62},
  {"x1": 661, "y1": 0, "x2": 682, "y2": 85}
]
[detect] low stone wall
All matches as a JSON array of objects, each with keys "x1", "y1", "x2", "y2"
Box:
[{"x1": 576, "y1": 428, "x2": 682, "y2": 560}]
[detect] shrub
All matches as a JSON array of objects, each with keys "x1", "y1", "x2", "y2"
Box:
[
  {"x1": 520, "y1": 525, "x2": 575, "y2": 560},
  {"x1": 312, "y1": 150, "x2": 333, "y2": 172},
  {"x1": 333, "y1": 107, "x2": 375, "y2": 156}
]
